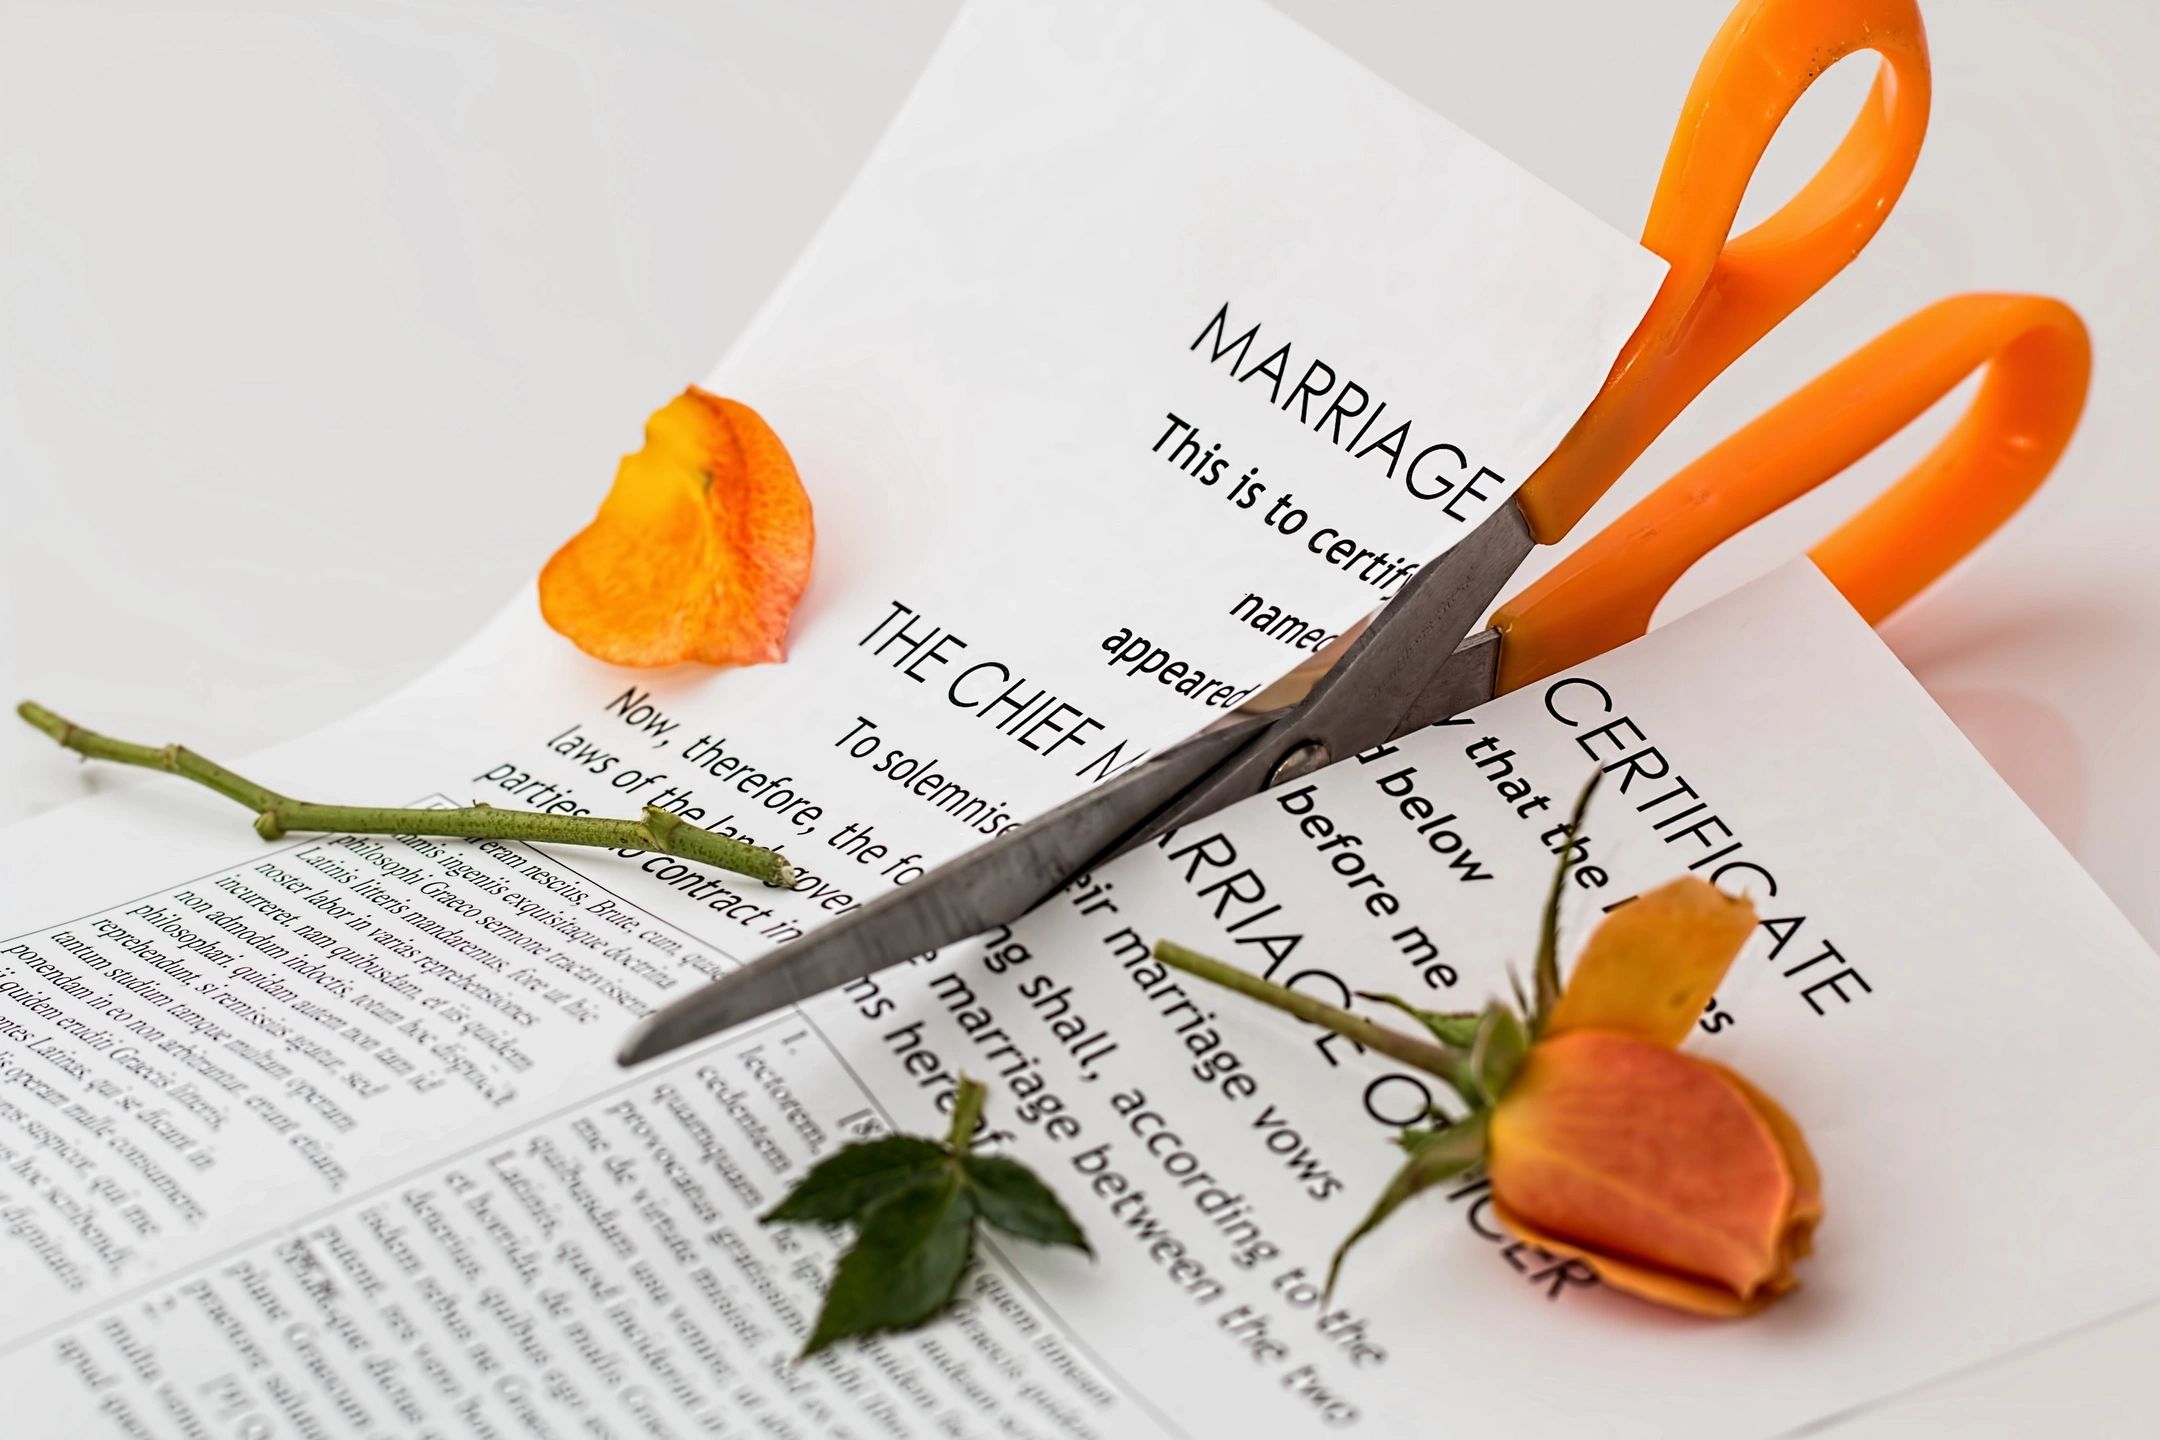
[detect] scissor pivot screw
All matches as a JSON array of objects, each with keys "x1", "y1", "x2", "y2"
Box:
[{"x1": 1268, "y1": 740, "x2": 1331, "y2": 787}]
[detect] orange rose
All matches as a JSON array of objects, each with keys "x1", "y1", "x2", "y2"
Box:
[
  {"x1": 1485, "y1": 878, "x2": 1821, "y2": 1315},
  {"x1": 540, "y1": 387, "x2": 813, "y2": 668},
  {"x1": 1158, "y1": 795, "x2": 1822, "y2": 1320}
]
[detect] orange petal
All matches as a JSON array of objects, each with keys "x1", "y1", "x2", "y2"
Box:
[
  {"x1": 1545, "y1": 877, "x2": 1755, "y2": 1048},
  {"x1": 1708, "y1": 1061, "x2": 1823, "y2": 1279},
  {"x1": 540, "y1": 388, "x2": 814, "y2": 668},
  {"x1": 1490, "y1": 1198, "x2": 1777, "y2": 1317},
  {"x1": 1487, "y1": 1031, "x2": 1799, "y2": 1306}
]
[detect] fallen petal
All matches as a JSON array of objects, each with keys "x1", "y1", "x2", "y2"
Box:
[{"x1": 540, "y1": 388, "x2": 814, "y2": 668}]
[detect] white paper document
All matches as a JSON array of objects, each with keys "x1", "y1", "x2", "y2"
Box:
[
  {"x1": 16, "y1": 548, "x2": 2160, "y2": 1440},
  {"x1": 4, "y1": 0, "x2": 2156, "y2": 1435}
]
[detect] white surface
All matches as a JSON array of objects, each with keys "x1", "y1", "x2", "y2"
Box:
[{"x1": 2, "y1": 0, "x2": 2157, "y2": 1431}]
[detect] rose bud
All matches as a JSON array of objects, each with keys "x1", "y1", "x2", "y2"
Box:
[{"x1": 1486, "y1": 878, "x2": 1821, "y2": 1315}]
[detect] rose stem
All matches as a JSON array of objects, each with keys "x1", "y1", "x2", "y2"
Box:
[
  {"x1": 16, "y1": 700, "x2": 797, "y2": 887},
  {"x1": 1152, "y1": 940, "x2": 1469, "y2": 1086}
]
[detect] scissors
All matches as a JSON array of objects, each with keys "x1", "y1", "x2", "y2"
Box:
[{"x1": 618, "y1": 0, "x2": 2089, "y2": 1066}]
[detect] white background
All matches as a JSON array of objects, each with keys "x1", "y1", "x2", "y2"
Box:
[{"x1": 1, "y1": 1, "x2": 2156, "y2": 1431}]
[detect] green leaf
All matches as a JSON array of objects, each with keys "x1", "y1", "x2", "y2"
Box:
[
  {"x1": 769, "y1": 1086, "x2": 1091, "y2": 1358},
  {"x1": 1470, "y1": 1001, "x2": 1530, "y2": 1103},
  {"x1": 802, "y1": 1173, "x2": 978, "y2": 1356},
  {"x1": 1356, "y1": 991, "x2": 1482, "y2": 1047},
  {"x1": 1325, "y1": 1110, "x2": 1490, "y2": 1300},
  {"x1": 762, "y1": 1135, "x2": 949, "y2": 1224},
  {"x1": 963, "y1": 1155, "x2": 1091, "y2": 1254}
]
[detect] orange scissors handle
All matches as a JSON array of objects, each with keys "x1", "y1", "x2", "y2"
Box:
[
  {"x1": 1517, "y1": 0, "x2": 1932, "y2": 543},
  {"x1": 1492, "y1": 293, "x2": 2091, "y2": 693}
]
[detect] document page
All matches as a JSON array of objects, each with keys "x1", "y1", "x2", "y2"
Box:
[
  {"x1": 9, "y1": 1, "x2": 2154, "y2": 1437},
  {"x1": 12, "y1": 558, "x2": 2160, "y2": 1439},
  {"x1": 813, "y1": 562, "x2": 2160, "y2": 1437},
  {"x1": 0, "y1": 0, "x2": 1672, "y2": 1431}
]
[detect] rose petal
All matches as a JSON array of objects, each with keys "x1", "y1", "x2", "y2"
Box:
[
  {"x1": 1545, "y1": 877, "x2": 1755, "y2": 1048},
  {"x1": 540, "y1": 387, "x2": 813, "y2": 668},
  {"x1": 1706, "y1": 1060, "x2": 1823, "y2": 1280},
  {"x1": 1490, "y1": 1198, "x2": 1781, "y2": 1317},
  {"x1": 1487, "y1": 1031, "x2": 1797, "y2": 1303}
]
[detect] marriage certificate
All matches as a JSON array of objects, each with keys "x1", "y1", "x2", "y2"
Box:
[{"x1": 3, "y1": 1, "x2": 2156, "y2": 1436}]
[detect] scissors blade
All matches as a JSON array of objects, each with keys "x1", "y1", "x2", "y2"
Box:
[
  {"x1": 617, "y1": 711, "x2": 1273, "y2": 1064},
  {"x1": 619, "y1": 503, "x2": 1529, "y2": 1066},
  {"x1": 1144, "y1": 496, "x2": 1533, "y2": 831},
  {"x1": 1401, "y1": 623, "x2": 1502, "y2": 733}
]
